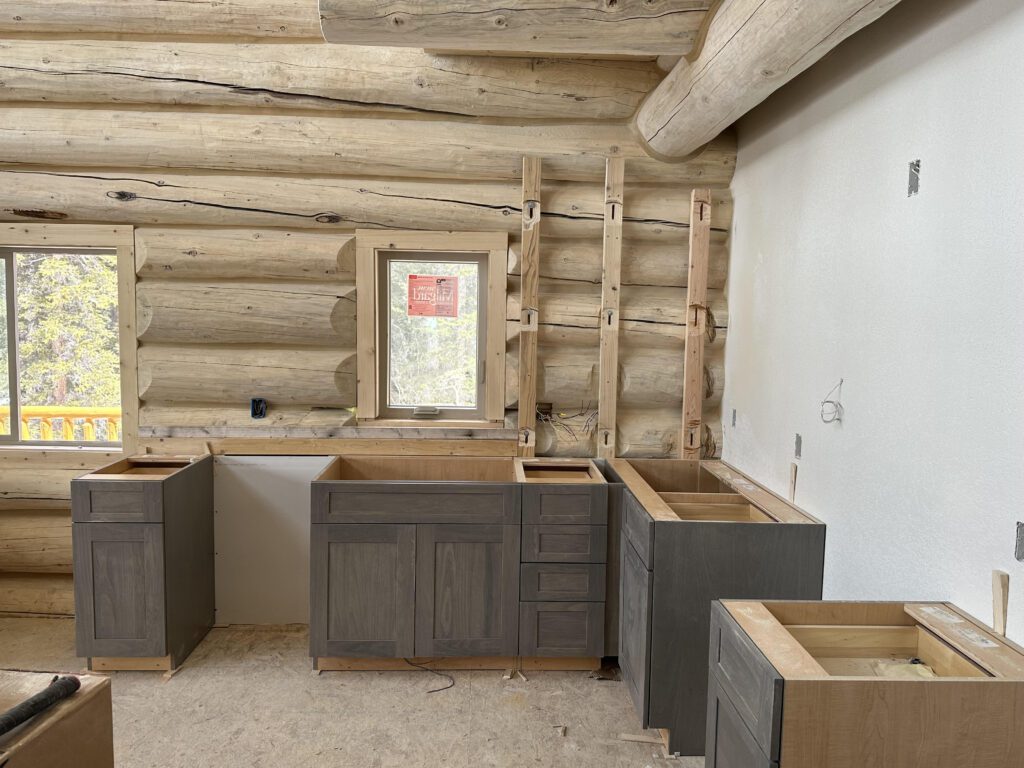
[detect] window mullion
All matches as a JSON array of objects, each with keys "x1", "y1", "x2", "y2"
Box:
[{"x1": 2, "y1": 253, "x2": 19, "y2": 443}]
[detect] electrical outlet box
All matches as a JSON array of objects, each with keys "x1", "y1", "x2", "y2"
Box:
[
  {"x1": 731, "y1": 409, "x2": 737, "y2": 427},
  {"x1": 794, "y1": 433, "x2": 802, "y2": 460},
  {"x1": 1016, "y1": 522, "x2": 1024, "y2": 562}
]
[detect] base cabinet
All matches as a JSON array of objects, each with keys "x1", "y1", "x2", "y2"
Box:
[{"x1": 619, "y1": 535, "x2": 653, "y2": 725}]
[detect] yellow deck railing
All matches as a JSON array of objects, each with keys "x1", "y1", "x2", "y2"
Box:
[{"x1": 0, "y1": 406, "x2": 121, "y2": 442}]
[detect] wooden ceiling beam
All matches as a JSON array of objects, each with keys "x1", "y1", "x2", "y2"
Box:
[
  {"x1": 0, "y1": 40, "x2": 661, "y2": 121},
  {"x1": 635, "y1": 0, "x2": 903, "y2": 159},
  {"x1": 318, "y1": 0, "x2": 712, "y2": 57}
]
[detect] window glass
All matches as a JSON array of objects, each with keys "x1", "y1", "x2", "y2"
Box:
[
  {"x1": 0, "y1": 263, "x2": 9, "y2": 437},
  {"x1": 386, "y1": 259, "x2": 480, "y2": 410},
  {"x1": 14, "y1": 251, "x2": 120, "y2": 443}
]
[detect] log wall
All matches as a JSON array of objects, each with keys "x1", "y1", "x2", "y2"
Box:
[{"x1": 0, "y1": 9, "x2": 735, "y2": 615}]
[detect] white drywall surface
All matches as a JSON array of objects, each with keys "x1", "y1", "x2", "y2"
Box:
[
  {"x1": 213, "y1": 456, "x2": 331, "y2": 625},
  {"x1": 725, "y1": 0, "x2": 1024, "y2": 640}
]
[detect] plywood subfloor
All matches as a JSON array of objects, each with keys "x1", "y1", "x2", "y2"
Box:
[{"x1": 0, "y1": 618, "x2": 699, "y2": 767}]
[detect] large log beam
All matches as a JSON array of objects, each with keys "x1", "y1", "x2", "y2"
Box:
[
  {"x1": 135, "y1": 228, "x2": 355, "y2": 281},
  {"x1": 137, "y1": 281, "x2": 356, "y2": 346},
  {"x1": 0, "y1": 511, "x2": 72, "y2": 574},
  {"x1": 0, "y1": 107, "x2": 734, "y2": 185},
  {"x1": 0, "y1": 574, "x2": 73, "y2": 616},
  {"x1": 0, "y1": 40, "x2": 661, "y2": 121},
  {"x1": 137, "y1": 344, "x2": 357, "y2": 406},
  {"x1": 635, "y1": 0, "x2": 902, "y2": 158},
  {"x1": 0, "y1": 0, "x2": 321, "y2": 39},
  {"x1": 0, "y1": 169, "x2": 732, "y2": 240},
  {"x1": 319, "y1": 0, "x2": 712, "y2": 57}
]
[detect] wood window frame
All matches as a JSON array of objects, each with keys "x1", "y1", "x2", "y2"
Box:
[
  {"x1": 355, "y1": 230, "x2": 507, "y2": 425},
  {"x1": 0, "y1": 224, "x2": 138, "y2": 455}
]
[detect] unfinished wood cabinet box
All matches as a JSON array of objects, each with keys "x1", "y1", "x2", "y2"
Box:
[
  {"x1": 609, "y1": 459, "x2": 825, "y2": 757},
  {"x1": 71, "y1": 455, "x2": 214, "y2": 671},
  {"x1": 0, "y1": 671, "x2": 113, "y2": 768},
  {"x1": 708, "y1": 600, "x2": 1024, "y2": 768}
]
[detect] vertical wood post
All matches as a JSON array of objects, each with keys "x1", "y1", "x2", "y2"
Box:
[
  {"x1": 682, "y1": 188, "x2": 711, "y2": 459},
  {"x1": 518, "y1": 157, "x2": 542, "y2": 456},
  {"x1": 597, "y1": 157, "x2": 624, "y2": 459}
]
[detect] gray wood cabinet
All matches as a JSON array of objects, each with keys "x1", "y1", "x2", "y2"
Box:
[
  {"x1": 310, "y1": 524, "x2": 416, "y2": 658},
  {"x1": 72, "y1": 456, "x2": 214, "y2": 668},
  {"x1": 519, "y1": 602, "x2": 604, "y2": 657},
  {"x1": 610, "y1": 459, "x2": 825, "y2": 757}
]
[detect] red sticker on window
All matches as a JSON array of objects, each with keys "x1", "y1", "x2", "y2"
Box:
[{"x1": 407, "y1": 275, "x2": 458, "y2": 317}]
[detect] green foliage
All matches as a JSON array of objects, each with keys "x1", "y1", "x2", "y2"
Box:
[
  {"x1": 387, "y1": 259, "x2": 479, "y2": 409},
  {"x1": 14, "y1": 251, "x2": 120, "y2": 408},
  {"x1": 0, "y1": 266, "x2": 8, "y2": 419}
]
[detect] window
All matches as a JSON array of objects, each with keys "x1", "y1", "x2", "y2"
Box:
[
  {"x1": 0, "y1": 248, "x2": 122, "y2": 445},
  {"x1": 356, "y1": 231, "x2": 507, "y2": 423}
]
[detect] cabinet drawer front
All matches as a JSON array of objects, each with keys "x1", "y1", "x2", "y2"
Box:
[
  {"x1": 620, "y1": 537, "x2": 653, "y2": 727},
  {"x1": 522, "y1": 485, "x2": 608, "y2": 525},
  {"x1": 522, "y1": 525, "x2": 608, "y2": 563},
  {"x1": 72, "y1": 480, "x2": 163, "y2": 523},
  {"x1": 317, "y1": 483, "x2": 520, "y2": 525},
  {"x1": 519, "y1": 602, "x2": 604, "y2": 657},
  {"x1": 705, "y1": 675, "x2": 776, "y2": 768},
  {"x1": 621, "y1": 490, "x2": 654, "y2": 567},
  {"x1": 709, "y1": 603, "x2": 783, "y2": 760},
  {"x1": 73, "y1": 522, "x2": 166, "y2": 658},
  {"x1": 520, "y1": 563, "x2": 606, "y2": 601}
]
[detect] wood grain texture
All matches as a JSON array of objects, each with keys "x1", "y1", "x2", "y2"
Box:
[
  {"x1": 519, "y1": 602, "x2": 604, "y2": 657},
  {"x1": 517, "y1": 157, "x2": 542, "y2": 456},
  {"x1": 0, "y1": 40, "x2": 662, "y2": 120},
  {"x1": 319, "y1": 0, "x2": 711, "y2": 56},
  {"x1": 0, "y1": 573, "x2": 74, "y2": 616},
  {"x1": 682, "y1": 189, "x2": 711, "y2": 458},
  {"x1": 317, "y1": 483, "x2": 521, "y2": 525},
  {"x1": 0, "y1": 510, "x2": 72, "y2": 573},
  {"x1": 597, "y1": 157, "x2": 624, "y2": 458},
  {"x1": 0, "y1": 107, "x2": 729, "y2": 185},
  {"x1": 619, "y1": 536, "x2": 653, "y2": 726},
  {"x1": 522, "y1": 525, "x2": 607, "y2": 564},
  {"x1": 520, "y1": 563, "x2": 606, "y2": 602},
  {"x1": 521, "y1": 484, "x2": 608, "y2": 525},
  {"x1": 636, "y1": 0, "x2": 903, "y2": 158}
]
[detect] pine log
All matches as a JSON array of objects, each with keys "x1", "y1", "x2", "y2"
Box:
[
  {"x1": 135, "y1": 228, "x2": 354, "y2": 281},
  {"x1": 508, "y1": 236, "x2": 729, "y2": 289},
  {"x1": 506, "y1": 344, "x2": 723, "y2": 409},
  {"x1": 506, "y1": 279, "x2": 729, "y2": 335},
  {"x1": 636, "y1": 0, "x2": 902, "y2": 158},
  {"x1": 0, "y1": 107, "x2": 735, "y2": 186},
  {"x1": 319, "y1": 0, "x2": 711, "y2": 57},
  {"x1": 0, "y1": 169, "x2": 733, "y2": 240},
  {"x1": 0, "y1": 574, "x2": 74, "y2": 617},
  {"x1": 0, "y1": 0, "x2": 322, "y2": 39},
  {"x1": 0, "y1": 469, "x2": 80, "y2": 504},
  {"x1": 139, "y1": 404, "x2": 355, "y2": 432},
  {"x1": 0, "y1": 40, "x2": 661, "y2": 121},
  {"x1": 137, "y1": 344, "x2": 357, "y2": 406},
  {"x1": 0, "y1": 511, "x2": 72, "y2": 574},
  {"x1": 137, "y1": 281, "x2": 356, "y2": 346},
  {"x1": 506, "y1": 320, "x2": 728, "y2": 352}
]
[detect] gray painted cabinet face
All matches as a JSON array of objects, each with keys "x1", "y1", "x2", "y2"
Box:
[
  {"x1": 521, "y1": 485, "x2": 608, "y2": 525},
  {"x1": 522, "y1": 525, "x2": 608, "y2": 563},
  {"x1": 310, "y1": 524, "x2": 416, "y2": 658},
  {"x1": 705, "y1": 675, "x2": 777, "y2": 768},
  {"x1": 519, "y1": 602, "x2": 604, "y2": 657},
  {"x1": 415, "y1": 524, "x2": 520, "y2": 657},
  {"x1": 619, "y1": 537, "x2": 653, "y2": 726},
  {"x1": 315, "y1": 483, "x2": 521, "y2": 525},
  {"x1": 520, "y1": 563, "x2": 605, "y2": 602},
  {"x1": 73, "y1": 522, "x2": 166, "y2": 658}
]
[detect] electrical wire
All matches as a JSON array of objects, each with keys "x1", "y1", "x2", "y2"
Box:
[
  {"x1": 402, "y1": 658, "x2": 456, "y2": 693},
  {"x1": 821, "y1": 379, "x2": 844, "y2": 424}
]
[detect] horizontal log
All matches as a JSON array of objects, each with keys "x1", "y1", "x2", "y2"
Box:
[
  {"x1": 509, "y1": 236, "x2": 729, "y2": 289},
  {"x1": 137, "y1": 281, "x2": 356, "y2": 346},
  {"x1": 319, "y1": 0, "x2": 711, "y2": 57},
  {"x1": 507, "y1": 321, "x2": 728, "y2": 352},
  {"x1": 507, "y1": 408, "x2": 722, "y2": 458},
  {"x1": 0, "y1": 449, "x2": 120, "y2": 470},
  {"x1": 0, "y1": 511, "x2": 72, "y2": 574},
  {"x1": 139, "y1": 405, "x2": 355, "y2": 432},
  {"x1": 507, "y1": 279, "x2": 729, "y2": 333},
  {"x1": 0, "y1": 573, "x2": 74, "y2": 617},
  {"x1": 0, "y1": 0, "x2": 321, "y2": 39},
  {"x1": 0, "y1": 107, "x2": 735, "y2": 185},
  {"x1": 506, "y1": 345, "x2": 723, "y2": 408},
  {"x1": 136, "y1": 228, "x2": 354, "y2": 280},
  {"x1": 0, "y1": 469, "x2": 80, "y2": 504},
  {"x1": 0, "y1": 169, "x2": 732, "y2": 239},
  {"x1": 0, "y1": 40, "x2": 661, "y2": 121},
  {"x1": 137, "y1": 344, "x2": 357, "y2": 407},
  {"x1": 636, "y1": 0, "x2": 902, "y2": 158}
]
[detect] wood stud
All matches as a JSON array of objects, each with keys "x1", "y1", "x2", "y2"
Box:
[
  {"x1": 518, "y1": 157, "x2": 542, "y2": 457},
  {"x1": 682, "y1": 189, "x2": 712, "y2": 459},
  {"x1": 597, "y1": 158, "x2": 624, "y2": 459}
]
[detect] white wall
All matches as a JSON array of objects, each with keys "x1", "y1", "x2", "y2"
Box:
[{"x1": 725, "y1": 0, "x2": 1024, "y2": 640}]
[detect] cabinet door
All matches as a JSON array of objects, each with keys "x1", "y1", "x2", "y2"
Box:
[
  {"x1": 310, "y1": 524, "x2": 416, "y2": 658},
  {"x1": 705, "y1": 675, "x2": 776, "y2": 768},
  {"x1": 619, "y1": 536, "x2": 653, "y2": 726},
  {"x1": 415, "y1": 524, "x2": 520, "y2": 656},
  {"x1": 73, "y1": 523, "x2": 165, "y2": 658}
]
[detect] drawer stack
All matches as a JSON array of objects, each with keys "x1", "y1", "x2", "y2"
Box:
[{"x1": 517, "y1": 460, "x2": 609, "y2": 658}]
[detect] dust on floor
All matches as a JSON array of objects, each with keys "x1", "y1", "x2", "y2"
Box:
[{"x1": 0, "y1": 618, "x2": 702, "y2": 768}]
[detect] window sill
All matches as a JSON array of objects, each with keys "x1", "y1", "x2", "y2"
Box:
[
  {"x1": 356, "y1": 419, "x2": 506, "y2": 430},
  {"x1": 0, "y1": 445, "x2": 123, "y2": 458}
]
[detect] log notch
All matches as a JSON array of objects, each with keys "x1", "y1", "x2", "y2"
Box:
[
  {"x1": 636, "y1": 0, "x2": 903, "y2": 159},
  {"x1": 0, "y1": 169, "x2": 732, "y2": 240},
  {"x1": 597, "y1": 158, "x2": 623, "y2": 459},
  {"x1": 0, "y1": 0, "x2": 322, "y2": 39},
  {"x1": 517, "y1": 157, "x2": 542, "y2": 456},
  {"x1": 0, "y1": 107, "x2": 735, "y2": 185},
  {"x1": 319, "y1": 0, "x2": 713, "y2": 57},
  {"x1": 0, "y1": 40, "x2": 662, "y2": 121},
  {"x1": 682, "y1": 190, "x2": 711, "y2": 459}
]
